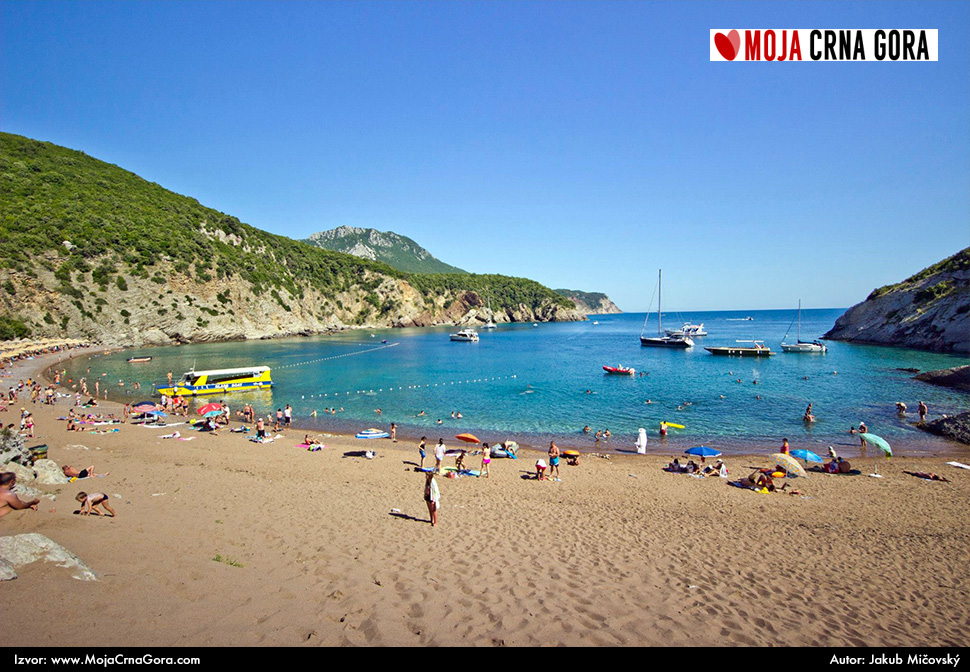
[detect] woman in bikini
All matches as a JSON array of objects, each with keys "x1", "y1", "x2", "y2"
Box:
[{"x1": 480, "y1": 443, "x2": 491, "y2": 478}]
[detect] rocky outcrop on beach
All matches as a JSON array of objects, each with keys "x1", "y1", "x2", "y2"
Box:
[
  {"x1": 0, "y1": 534, "x2": 97, "y2": 581},
  {"x1": 920, "y1": 411, "x2": 970, "y2": 446},
  {"x1": 823, "y1": 248, "x2": 970, "y2": 354},
  {"x1": 913, "y1": 365, "x2": 970, "y2": 392},
  {"x1": 554, "y1": 289, "x2": 622, "y2": 315}
]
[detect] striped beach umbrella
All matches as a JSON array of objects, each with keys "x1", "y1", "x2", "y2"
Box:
[{"x1": 770, "y1": 452, "x2": 807, "y2": 478}]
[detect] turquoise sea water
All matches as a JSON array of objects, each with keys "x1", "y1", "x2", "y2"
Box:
[{"x1": 57, "y1": 309, "x2": 969, "y2": 457}]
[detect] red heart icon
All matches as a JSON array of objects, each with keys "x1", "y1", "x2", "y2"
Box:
[{"x1": 715, "y1": 30, "x2": 741, "y2": 60}]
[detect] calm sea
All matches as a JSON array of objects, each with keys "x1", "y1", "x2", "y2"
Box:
[{"x1": 58, "y1": 309, "x2": 969, "y2": 457}]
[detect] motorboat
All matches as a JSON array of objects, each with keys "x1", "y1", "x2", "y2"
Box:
[
  {"x1": 665, "y1": 322, "x2": 707, "y2": 338},
  {"x1": 640, "y1": 270, "x2": 694, "y2": 348},
  {"x1": 156, "y1": 366, "x2": 274, "y2": 396},
  {"x1": 127, "y1": 356, "x2": 153, "y2": 363},
  {"x1": 603, "y1": 365, "x2": 636, "y2": 375},
  {"x1": 450, "y1": 328, "x2": 480, "y2": 342},
  {"x1": 704, "y1": 340, "x2": 774, "y2": 357}
]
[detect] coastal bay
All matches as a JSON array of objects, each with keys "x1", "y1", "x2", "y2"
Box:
[{"x1": 1, "y1": 349, "x2": 968, "y2": 647}]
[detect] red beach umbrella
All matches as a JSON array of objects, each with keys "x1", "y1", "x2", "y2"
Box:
[
  {"x1": 197, "y1": 402, "x2": 223, "y2": 416},
  {"x1": 455, "y1": 433, "x2": 481, "y2": 444}
]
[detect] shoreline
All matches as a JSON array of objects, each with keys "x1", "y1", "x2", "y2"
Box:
[
  {"x1": 2, "y1": 349, "x2": 969, "y2": 647},
  {"x1": 40, "y1": 345, "x2": 970, "y2": 460}
]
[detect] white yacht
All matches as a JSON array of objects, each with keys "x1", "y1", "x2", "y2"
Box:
[{"x1": 450, "y1": 328, "x2": 480, "y2": 342}]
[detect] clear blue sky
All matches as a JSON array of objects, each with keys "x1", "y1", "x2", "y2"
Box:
[{"x1": 3, "y1": 1, "x2": 967, "y2": 312}]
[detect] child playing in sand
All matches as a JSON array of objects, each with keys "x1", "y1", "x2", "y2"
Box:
[
  {"x1": 76, "y1": 491, "x2": 116, "y2": 517},
  {"x1": 535, "y1": 458, "x2": 547, "y2": 481}
]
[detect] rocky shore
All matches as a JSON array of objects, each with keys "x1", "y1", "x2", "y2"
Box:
[
  {"x1": 824, "y1": 248, "x2": 969, "y2": 354},
  {"x1": 913, "y1": 364, "x2": 970, "y2": 392}
]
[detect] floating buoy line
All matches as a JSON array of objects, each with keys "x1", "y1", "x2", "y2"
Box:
[
  {"x1": 274, "y1": 342, "x2": 400, "y2": 370},
  {"x1": 301, "y1": 374, "x2": 518, "y2": 400}
]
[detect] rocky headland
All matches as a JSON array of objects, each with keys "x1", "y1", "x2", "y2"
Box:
[
  {"x1": 824, "y1": 248, "x2": 969, "y2": 354},
  {"x1": 554, "y1": 289, "x2": 622, "y2": 315},
  {"x1": 0, "y1": 133, "x2": 584, "y2": 348}
]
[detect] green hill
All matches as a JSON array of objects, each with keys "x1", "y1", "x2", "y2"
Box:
[
  {"x1": 0, "y1": 133, "x2": 581, "y2": 344},
  {"x1": 304, "y1": 227, "x2": 466, "y2": 274}
]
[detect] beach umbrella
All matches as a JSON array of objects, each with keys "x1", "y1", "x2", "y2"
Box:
[
  {"x1": 202, "y1": 409, "x2": 224, "y2": 418},
  {"x1": 862, "y1": 432, "x2": 892, "y2": 477},
  {"x1": 861, "y1": 433, "x2": 892, "y2": 457},
  {"x1": 684, "y1": 446, "x2": 722, "y2": 458},
  {"x1": 133, "y1": 401, "x2": 158, "y2": 410},
  {"x1": 455, "y1": 433, "x2": 481, "y2": 444},
  {"x1": 790, "y1": 449, "x2": 824, "y2": 464},
  {"x1": 197, "y1": 402, "x2": 223, "y2": 416},
  {"x1": 770, "y1": 453, "x2": 807, "y2": 478}
]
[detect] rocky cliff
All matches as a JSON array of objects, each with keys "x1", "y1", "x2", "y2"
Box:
[
  {"x1": 0, "y1": 133, "x2": 585, "y2": 347},
  {"x1": 554, "y1": 289, "x2": 622, "y2": 314},
  {"x1": 823, "y1": 248, "x2": 970, "y2": 354},
  {"x1": 304, "y1": 227, "x2": 466, "y2": 274}
]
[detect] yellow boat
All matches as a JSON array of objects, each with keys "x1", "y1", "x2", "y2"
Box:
[{"x1": 157, "y1": 366, "x2": 273, "y2": 397}]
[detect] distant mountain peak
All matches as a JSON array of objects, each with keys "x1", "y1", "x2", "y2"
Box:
[{"x1": 304, "y1": 227, "x2": 465, "y2": 274}]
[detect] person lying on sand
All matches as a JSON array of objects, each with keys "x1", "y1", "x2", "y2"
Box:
[
  {"x1": 62, "y1": 465, "x2": 108, "y2": 479},
  {"x1": 738, "y1": 470, "x2": 777, "y2": 491},
  {"x1": 904, "y1": 471, "x2": 950, "y2": 482}
]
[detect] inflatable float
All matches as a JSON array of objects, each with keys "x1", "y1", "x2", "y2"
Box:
[{"x1": 356, "y1": 428, "x2": 390, "y2": 439}]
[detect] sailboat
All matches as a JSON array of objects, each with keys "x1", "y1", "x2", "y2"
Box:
[
  {"x1": 780, "y1": 300, "x2": 827, "y2": 353},
  {"x1": 640, "y1": 270, "x2": 694, "y2": 348},
  {"x1": 482, "y1": 288, "x2": 497, "y2": 329}
]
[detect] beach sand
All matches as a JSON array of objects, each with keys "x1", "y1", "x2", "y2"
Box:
[{"x1": 1, "y1": 352, "x2": 968, "y2": 647}]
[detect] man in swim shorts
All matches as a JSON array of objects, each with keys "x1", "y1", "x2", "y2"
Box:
[
  {"x1": 548, "y1": 441, "x2": 561, "y2": 479},
  {"x1": 0, "y1": 472, "x2": 40, "y2": 518}
]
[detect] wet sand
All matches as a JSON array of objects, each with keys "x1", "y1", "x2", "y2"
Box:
[{"x1": 1, "y1": 351, "x2": 968, "y2": 647}]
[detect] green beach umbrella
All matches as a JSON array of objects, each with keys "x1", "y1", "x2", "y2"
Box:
[
  {"x1": 862, "y1": 432, "x2": 892, "y2": 478},
  {"x1": 862, "y1": 432, "x2": 892, "y2": 457}
]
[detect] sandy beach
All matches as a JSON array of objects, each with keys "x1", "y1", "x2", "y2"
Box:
[{"x1": 1, "y1": 351, "x2": 968, "y2": 648}]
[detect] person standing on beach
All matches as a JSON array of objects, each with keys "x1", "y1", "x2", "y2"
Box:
[
  {"x1": 418, "y1": 436, "x2": 427, "y2": 469},
  {"x1": 424, "y1": 471, "x2": 440, "y2": 527},
  {"x1": 390, "y1": 422, "x2": 397, "y2": 443},
  {"x1": 434, "y1": 438, "x2": 446, "y2": 474},
  {"x1": 0, "y1": 472, "x2": 40, "y2": 518},
  {"x1": 548, "y1": 441, "x2": 561, "y2": 479},
  {"x1": 480, "y1": 443, "x2": 491, "y2": 478},
  {"x1": 284, "y1": 404, "x2": 292, "y2": 427},
  {"x1": 781, "y1": 438, "x2": 790, "y2": 454},
  {"x1": 858, "y1": 421, "x2": 868, "y2": 451},
  {"x1": 918, "y1": 401, "x2": 928, "y2": 424}
]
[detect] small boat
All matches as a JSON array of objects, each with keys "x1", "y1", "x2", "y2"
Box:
[
  {"x1": 482, "y1": 289, "x2": 497, "y2": 329},
  {"x1": 665, "y1": 322, "x2": 707, "y2": 337},
  {"x1": 127, "y1": 356, "x2": 153, "y2": 363},
  {"x1": 356, "y1": 428, "x2": 390, "y2": 439},
  {"x1": 781, "y1": 300, "x2": 827, "y2": 353},
  {"x1": 603, "y1": 365, "x2": 636, "y2": 375},
  {"x1": 156, "y1": 366, "x2": 273, "y2": 396},
  {"x1": 705, "y1": 340, "x2": 774, "y2": 357},
  {"x1": 640, "y1": 270, "x2": 694, "y2": 349},
  {"x1": 450, "y1": 328, "x2": 480, "y2": 342}
]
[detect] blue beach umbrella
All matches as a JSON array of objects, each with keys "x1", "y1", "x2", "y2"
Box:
[
  {"x1": 684, "y1": 446, "x2": 722, "y2": 458},
  {"x1": 790, "y1": 449, "x2": 824, "y2": 464}
]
